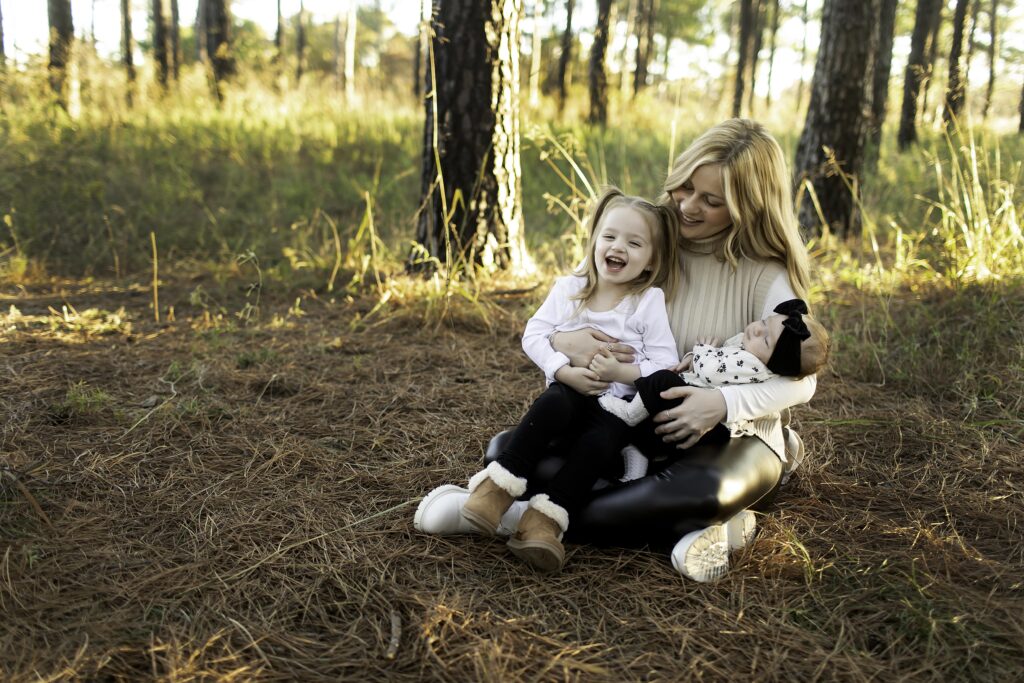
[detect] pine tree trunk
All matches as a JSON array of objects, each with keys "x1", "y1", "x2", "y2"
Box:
[
  {"x1": 529, "y1": 1, "x2": 542, "y2": 107},
  {"x1": 920, "y1": 1, "x2": 943, "y2": 122},
  {"x1": 588, "y1": 0, "x2": 612, "y2": 125},
  {"x1": 275, "y1": 0, "x2": 284, "y2": 62},
  {"x1": 943, "y1": 0, "x2": 970, "y2": 126},
  {"x1": 733, "y1": 0, "x2": 754, "y2": 118},
  {"x1": 296, "y1": 1, "x2": 306, "y2": 82},
  {"x1": 1019, "y1": 80, "x2": 1024, "y2": 133},
  {"x1": 196, "y1": 0, "x2": 207, "y2": 62},
  {"x1": 620, "y1": 0, "x2": 638, "y2": 99},
  {"x1": 869, "y1": 0, "x2": 898, "y2": 155},
  {"x1": 746, "y1": 0, "x2": 765, "y2": 115},
  {"x1": 48, "y1": 0, "x2": 74, "y2": 108},
  {"x1": 982, "y1": 0, "x2": 998, "y2": 120},
  {"x1": 897, "y1": 0, "x2": 942, "y2": 150},
  {"x1": 170, "y1": 0, "x2": 181, "y2": 81},
  {"x1": 121, "y1": 0, "x2": 135, "y2": 105},
  {"x1": 344, "y1": 1, "x2": 357, "y2": 101},
  {"x1": 965, "y1": 0, "x2": 979, "y2": 82},
  {"x1": 412, "y1": 0, "x2": 527, "y2": 273},
  {"x1": 205, "y1": 0, "x2": 233, "y2": 99},
  {"x1": 793, "y1": 0, "x2": 880, "y2": 238},
  {"x1": 1, "y1": 0, "x2": 7, "y2": 70},
  {"x1": 796, "y1": 0, "x2": 809, "y2": 108},
  {"x1": 763, "y1": 0, "x2": 779, "y2": 108},
  {"x1": 153, "y1": 0, "x2": 170, "y2": 89},
  {"x1": 556, "y1": 0, "x2": 575, "y2": 114},
  {"x1": 633, "y1": 0, "x2": 656, "y2": 94}
]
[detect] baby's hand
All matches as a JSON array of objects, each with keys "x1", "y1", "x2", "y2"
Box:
[
  {"x1": 694, "y1": 336, "x2": 721, "y2": 347},
  {"x1": 669, "y1": 352, "x2": 693, "y2": 374}
]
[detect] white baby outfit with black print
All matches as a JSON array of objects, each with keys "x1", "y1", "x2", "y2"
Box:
[{"x1": 682, "y1": 333, "x2": 780, "y2": 449}]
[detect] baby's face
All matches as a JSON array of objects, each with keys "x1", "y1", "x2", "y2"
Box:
[{"x1": 742, "y1": 314, "x2": 787, "y2": 365}]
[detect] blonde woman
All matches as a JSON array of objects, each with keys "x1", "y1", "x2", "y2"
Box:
[{"x1": 416, "y1": 119, "x2": 817, "y2": 582}]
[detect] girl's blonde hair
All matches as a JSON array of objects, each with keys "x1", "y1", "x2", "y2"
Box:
[
  {"x1": 661, "y1": 118, "x2": 810, "y2": 299},
  {"x1": 573, "y1": 187, "x2": 679, "y2": 306}
]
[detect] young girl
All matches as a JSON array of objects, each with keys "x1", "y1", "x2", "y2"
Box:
[
  {"x1": 599, "y1": 299, "x2": 830, "y2": 466},
  {"x1": 460, "y1": 188, "x2": 679, "y2": 572}
]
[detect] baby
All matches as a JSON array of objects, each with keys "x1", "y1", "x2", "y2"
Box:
[{"x1": 600, "y1": 299, "x2": 830, "y2": 454}]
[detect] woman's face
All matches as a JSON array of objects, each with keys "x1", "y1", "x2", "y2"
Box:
[{"x1": 669, "y1": 163, "x2": 733, "y2": 241}]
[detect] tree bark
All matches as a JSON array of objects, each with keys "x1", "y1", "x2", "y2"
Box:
[
  {"x1": 869, "y1": 0, "x2": 898, "y2": 155},
  {"x1": 412, "y1": 0, "x2": 528, "y2": 273},
  {"x1": 746, "y1": 0, "x2": 765, "y2": 115},
  {"x1": 1, "y1": 0, "x2": 7, "y2": 69},
  {"x1": 981, "y1": 0, "x2": 997, "y2": 120},
  {"x1": 170, "y1": 0, "x2": 181, "y2": 81},
  {"x1": 205, "y1": 0, "x2": 234, "y2": 99},
  {"x1": 943, "y1": 0, "x2": 970, "y2": 126},
  {"x1": 796, "y1": 0, "x2": 809, "y2": 108},
  {"x1": 793, "y1": 0, "x2": 880, "y2": 238},
  {"x1": 920, "y1": 0, "x2": 943, "y2": 122},
  {"x1": 897, "y1": 0, "x2": 942, "y2": 150},
  {"x1": 620, "y1": 0, "x2": 638, "y2": 99},
  {"x1": 152, "y1": 0, "x2": 170, "y2": 89},
  {"x1": 529, "y1": 0, "x2": 543, "y2": 106},
  {"x1": 633, "y1": 0, "x2": 656, "y2": 94},
  {"x1": 588, "y1": 0, "x2": 612, "y2": 125},
  {"x1": 556, "y1": 0, "x2": 575, "y2": 114},
  {"x1": 763, "y1": 0, "x2": 779, "y2": 108},
  {"x1": 275, "y1": 0, "x2": 284, "y2": 63},
  {"x1": 196, "y1": 0, "x2": 207, "y2": 62},
  {"x1": 48, "y1": 0, "x2": 74, "y2": 108},
  {"x1": 121, "y1": 0, "x2": 135, "y2": 105},
  {"x1": 733, "y1": 0, "x2": 754, "y2": 118},
  {"x1": 296, "y1": 0, "x2": 306, "y2": 82},
  {"x1": 1019, "y1": 80, "x2": 1024, "y2": 133},
  {"x1": 344, "y1": 1, "x2": 357, "y2": 101}
]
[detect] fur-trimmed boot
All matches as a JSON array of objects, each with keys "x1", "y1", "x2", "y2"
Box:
[
  {"x1": 461, "y1": 461, "x2": 528, "y2": 535},
  {"x1": 506, "y1": 494, "x2": 569, "y2": 572}
]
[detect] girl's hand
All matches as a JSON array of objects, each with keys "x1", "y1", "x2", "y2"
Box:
[
  {"x1": 652, "y1": 386, "x2": 727, "y2": 449},
  {"x1": 551, "y1": 329, "x2": 636, "y2": 367},
  {"x1": 669, "y1": 352, "x2": 694, "y2": 374},
  {"x1": 554, "y1": 365, "x2": 609, "y2": 397},
  {"x1": 588, "y1": 348, "x2": 640, "y2": 384}
]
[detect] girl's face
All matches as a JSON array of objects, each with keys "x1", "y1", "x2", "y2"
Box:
[
  {"x1": 593, "y1": 206, "x2": 655, "y2": 287},
  {"x1": 669, "y1": 163, "x2": 733, "y2": 241},
  {"x1": 742, "y1": 314, "x2": 787, "y2": 365}
]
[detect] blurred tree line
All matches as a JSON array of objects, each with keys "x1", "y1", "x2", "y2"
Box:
[{"x1": 6, "y1": 1, "x2": 1023, "y2": 273}]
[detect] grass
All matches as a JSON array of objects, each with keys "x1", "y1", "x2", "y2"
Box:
[{"x1": 2, "y1": 59, "x2": 1024, "y2": 681}]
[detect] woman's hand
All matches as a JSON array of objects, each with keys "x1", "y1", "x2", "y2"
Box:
[
  {"x1": 652, "y1": 386, "x2": 727, "y2": 449},
  {"x1": 551, "y1": 329, "x2": 636, "y2": 368},
  {"x1": 554, "y1": 365, "x2": 609, "y2": 397}
]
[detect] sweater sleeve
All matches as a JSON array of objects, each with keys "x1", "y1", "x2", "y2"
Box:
[
  {"x1": 521, "y1": 277, "x2": 576, "y2": 383},
  {"x1": 631, "y1": 288, "x2": 680, "y2": 377},
  {"x1": 720, "y1": 271, "x2": 817, "y2": 420}
]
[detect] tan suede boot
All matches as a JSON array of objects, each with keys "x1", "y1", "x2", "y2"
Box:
[
  {"x1": 461, "y1": 462, "x2": 527, "y2": 535},
  {"x1": 506, "y1": 494, "x2": 569, "y2": 572}
]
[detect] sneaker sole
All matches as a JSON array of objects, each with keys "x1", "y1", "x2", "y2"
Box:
[{"x1": 671, "y1": 525, "x2": 729, "y2": 582}]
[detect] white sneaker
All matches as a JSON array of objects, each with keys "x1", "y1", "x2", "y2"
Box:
[
  {"x1": 670, "y1": 510, "x2": 756, "y2": 582},
  {"x1": 414, "y1": 484, "x2": 527, "y2": 536}
]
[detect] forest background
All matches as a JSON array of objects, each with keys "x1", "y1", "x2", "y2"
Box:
[{"x1": 1, "y1": 1, "x2": 1023, "y2": 681}]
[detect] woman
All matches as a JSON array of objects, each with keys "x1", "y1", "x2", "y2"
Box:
[{"x1": 414, "y1": 119, "x2": 816, "y2": 581}]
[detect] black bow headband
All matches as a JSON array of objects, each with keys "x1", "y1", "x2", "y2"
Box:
[{"x1": 766, "y1": 299, "x2": 811, "y2": 377}]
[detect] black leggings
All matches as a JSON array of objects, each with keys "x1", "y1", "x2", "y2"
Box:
[{"x1": 485, "y1": 429, "x2": 782, "y2": 550}]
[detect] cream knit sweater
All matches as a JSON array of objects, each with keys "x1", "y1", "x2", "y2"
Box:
[{"x1": 666, "y1": 235, "x2": 815, "y2": 475}]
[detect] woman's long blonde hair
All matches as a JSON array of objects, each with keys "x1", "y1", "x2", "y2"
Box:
[
  {"x1": 573, "y1": 187, "x2": 680, "y2": 306},
  {"x1": 661, "y1": 118, "x2": 810, "y2": 299}
]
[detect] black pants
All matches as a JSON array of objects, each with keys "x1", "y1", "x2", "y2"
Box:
[
  {"x1": 632, "y1": 369, "x2": 730, "y2": 460},
  {"x1": 496, "y1": 383, "x2": 630, "y2": 516},
  {"x1": 485, "y1": 426, "x2": 782, "y2": 551}
]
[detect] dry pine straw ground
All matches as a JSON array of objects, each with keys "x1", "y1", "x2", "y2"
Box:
[{"x1": 1, "y1": 279, "x2": 1022, "y2": 682}]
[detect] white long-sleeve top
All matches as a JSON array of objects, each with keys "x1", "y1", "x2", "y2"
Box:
[{"x1": 521, "y1": 275, "x2": 680, "y2": 398}]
